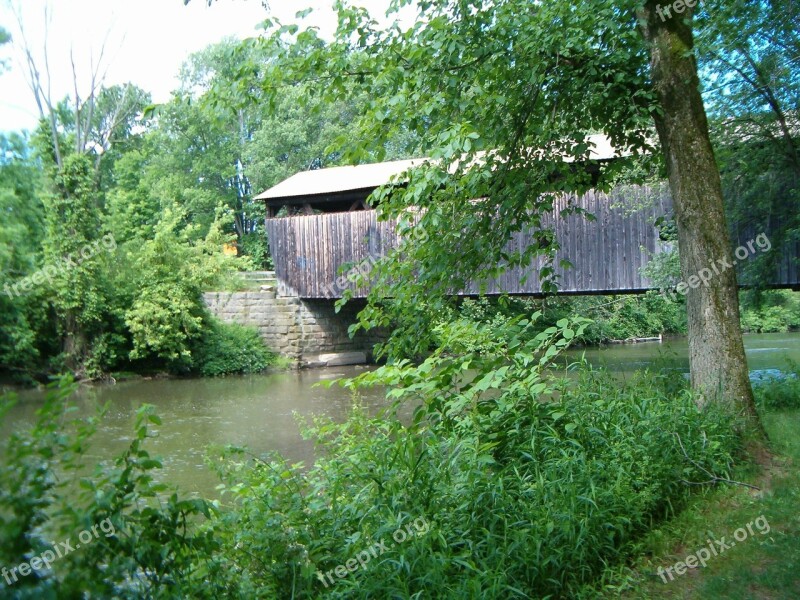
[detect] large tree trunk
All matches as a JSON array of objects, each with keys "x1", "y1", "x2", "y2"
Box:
[{"x1": 638, "y1": 2, "x2": 760, "y2": 427}]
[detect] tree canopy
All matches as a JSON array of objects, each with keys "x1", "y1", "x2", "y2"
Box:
[{"x1": 217, "y1": 0, "x2": 797, "y2": 422}]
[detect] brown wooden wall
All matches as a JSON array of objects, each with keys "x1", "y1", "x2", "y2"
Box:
[{"x1": 264, "y1": 184, "x2": 799, "y2": 299}]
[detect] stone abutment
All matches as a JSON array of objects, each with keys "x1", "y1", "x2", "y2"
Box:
[{"x1": 203, "y1": 292, "x2": 383, "y2": 367}]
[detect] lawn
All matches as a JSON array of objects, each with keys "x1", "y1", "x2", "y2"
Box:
[{"x1": 610, "y1": 408, "x2": 800, "y2": 599}]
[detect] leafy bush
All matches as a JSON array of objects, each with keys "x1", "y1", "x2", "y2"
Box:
[
  {"x1": 207, "y1": 312, "x2": 740, "y2": 598},
  {"x1": 455, "y1": 290, "x2": 800, "y2": 345},
  {"x1": 193, "y1": 320, "x2": 277, "y2": 376},
  {"x1": 122, "y1": 206, "x2": 243, "y2": 373},
  {"x1": 753, "y1": 362, "x2": 800, "y2": 410},
  {"x1": 455, "y1": 293, "x2": 686, "y2": 346},
  {"x1": 0, "y1": 292, "x2": 41, "y2": 377},
  {"x1": 239, "y1": 231, "x2": 273, "y2": 270},
  {"x1": 740, "y1": 290, "x2": 800, "y2": 333},
  {"x1": 0, "y1": 379, "x2": 225, "y2": 599},
  {"x1": 577, "y1": 291, "x2": 686, "y2": 343}
]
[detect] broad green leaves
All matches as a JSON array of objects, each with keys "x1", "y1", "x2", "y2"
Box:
[{"x1": 123, "y1": 205, "x2": 241, "y2": 368}]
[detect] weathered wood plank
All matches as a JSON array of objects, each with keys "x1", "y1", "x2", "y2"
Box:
[{"x1": 264, "y1": 184, "x2": 799, "y2": 298}]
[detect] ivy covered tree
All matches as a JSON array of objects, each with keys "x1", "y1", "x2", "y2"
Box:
[{"x1": 39, "y1": 153, "x2": 111, "y2": 374}]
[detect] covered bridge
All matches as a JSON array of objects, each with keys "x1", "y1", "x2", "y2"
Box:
[{"x1": 257, "y1": 158, "x2": 799, "y2": 299}]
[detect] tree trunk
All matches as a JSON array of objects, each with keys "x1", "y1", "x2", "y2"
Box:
[
  {"x1": 63, "y1": 311, "x2": 88, "y2": 378},
  {"x1": 638, "y1": 2, "x2": 761, "y2": 428}
]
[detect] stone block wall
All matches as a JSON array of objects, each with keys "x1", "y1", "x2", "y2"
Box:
[{"x1": 203, "y1": 292, "x2": 383, "y2": 366}]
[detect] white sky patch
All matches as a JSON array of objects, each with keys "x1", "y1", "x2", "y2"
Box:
[{"x1": 0, "y1": 0, "x2": 399, "y2": 133}]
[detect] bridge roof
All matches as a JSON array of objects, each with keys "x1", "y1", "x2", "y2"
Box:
[
  {"x1": 255, "y1": 134, "x2": 622, "y2": 206},
  {"x1": 254, "y1": 158, "x2": 425, "y2": 201}
]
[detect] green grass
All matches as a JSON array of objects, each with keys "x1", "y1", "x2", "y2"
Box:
[{"x1": 608, "y1": 408, "x2": 800, "y2": 599}]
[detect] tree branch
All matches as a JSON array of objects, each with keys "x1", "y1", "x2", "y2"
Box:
[{"x1": 673, "y1": 432, "x2": 761, "y2": 491}]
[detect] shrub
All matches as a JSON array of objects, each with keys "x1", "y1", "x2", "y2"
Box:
[
  {"x1": 122, "y1": 207, "x2": 243, "y2": 373},
  {"x1": 740, "y1": 290, "x2": 800, "y2": 333},
  {"x1": 753, "y1": 362, "x2": 800, "y2": 410},
  {"x1": 454, "y1": 293, "x2": 687, "y2": 347},
  {"x1": 239, "y1": 231, "x2": 273, "y2": 270},
  {"x1": 208, "y1": 313, "x2": 741, "y2": 598},
  {"x1": 0, "y1": 379, "x2": 224, "y2": 599},
  {"x1": 193, "y1": 320, "x2": 277, "y2": 376}
]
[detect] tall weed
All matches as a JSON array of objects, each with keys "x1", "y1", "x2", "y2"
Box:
[{"x1": 209, "y1": 313, "x2": 741, "y2": 598}]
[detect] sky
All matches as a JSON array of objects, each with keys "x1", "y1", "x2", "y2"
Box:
[{"x1": 0, "y1": 0, "x2": 393, "y2": 133}]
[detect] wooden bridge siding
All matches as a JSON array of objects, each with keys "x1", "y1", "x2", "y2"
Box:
[
  {"x1": 269, "y1": 211, "x2": 398, "y2": 297},
  {"x1": 786, "y1": 240, "x2": 800, "y2": 286},
  {"x1": 266, "y1": 185, "x2": 674, "y2": 298},
  {"x1": 487, "y1": 186, "x2": 670, "y2": 295},
  {"x1": 265, "y1": 182, "x2": 800, "y2": 298},
  {"x1": 774, "y1": 238, "x2": 796, "y2": 287}
]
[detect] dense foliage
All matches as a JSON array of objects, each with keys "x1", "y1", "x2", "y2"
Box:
[
  {"x1": 451, "y1": 294, "x2": 686, "y2": 346},
  {"x1": 0, "y1": 2, "x2": 797, "y2": 596},
  {"x1": 0, "y1": 132, "x2": 46, "y2": 374},
  {"x1": 193, "y1": 320, "x2": 278, "y2": 377},
  {"x1": 740, "y1": 290, "x2": 800, "y2": 333}
]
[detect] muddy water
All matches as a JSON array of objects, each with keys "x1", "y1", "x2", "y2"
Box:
[{"x1": 1, "y1": 366, "x2": 388, "y2": 496}]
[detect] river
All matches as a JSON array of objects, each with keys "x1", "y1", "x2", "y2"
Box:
[{"x1": 2, "y1": 332, "x2": 799, "y2": 497}]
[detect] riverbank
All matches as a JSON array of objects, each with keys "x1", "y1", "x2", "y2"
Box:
[
  {"x1": 611, "y1": 404, "x2": 800, "y2": 599},
  {"x1": 3, "y1": 333, "x2": 798, "y2": 499}
]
